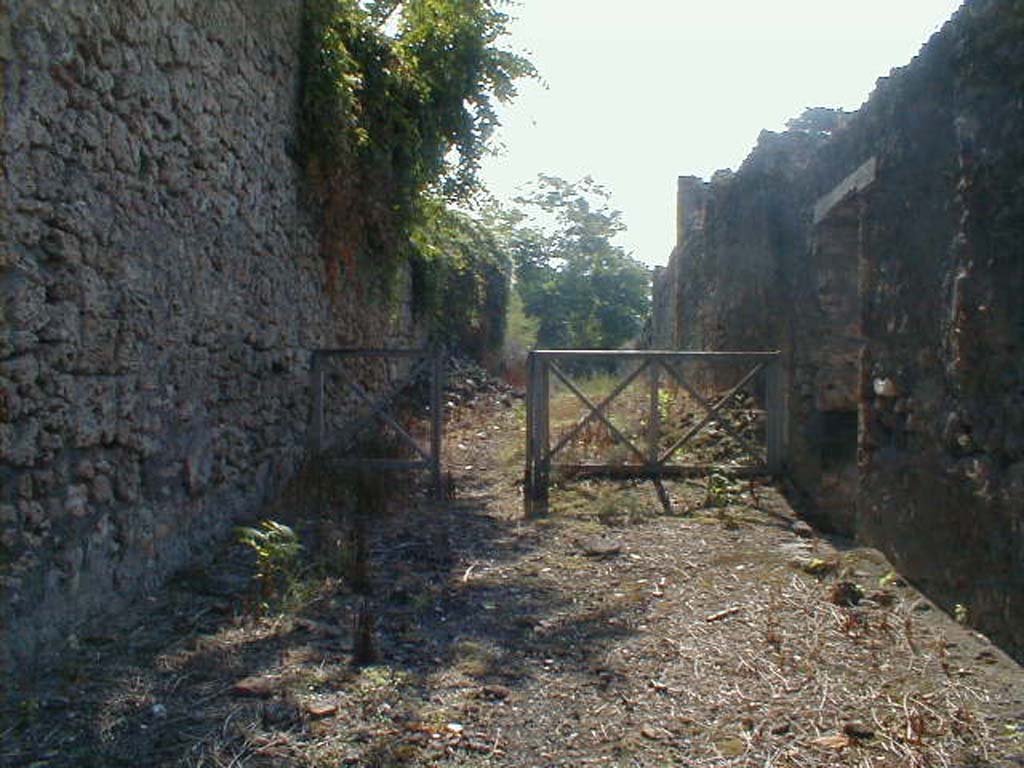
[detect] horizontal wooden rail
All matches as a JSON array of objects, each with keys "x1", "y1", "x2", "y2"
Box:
[
  {"x1": 550, "y1": 464, "x2": 765, "y2": 480},
  {"x1": 530, "y1": 349, "x2": 781, "y2": 361},
  {"x1": 313, "y1": 348, "x2": 434, "y2": 359}
]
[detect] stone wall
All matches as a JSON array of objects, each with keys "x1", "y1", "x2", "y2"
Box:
[
  {"x1": 0, "y1": 0, "x2": 416, "y2": 676},
  {"x1": 654, "y1": 0, "x2": 1024, "y2": 657}
]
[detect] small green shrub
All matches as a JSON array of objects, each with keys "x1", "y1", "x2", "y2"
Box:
[
  {"x1": 705, "y1": 472, "x2": 731, "y2": 508},
  {"x1": 658, "y1": 388, "x2": 676, "y2": 423},
  {"x1": 236, "y1": 520, "x2": 304, "y2": 607}
]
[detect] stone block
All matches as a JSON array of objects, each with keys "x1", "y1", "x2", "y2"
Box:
[
  {"x1": 73, "y1": 378, "x2": 117, "y2": 447},
  {"x1": 18, "y1": 500, "x2": 45, "y2": 527},
  {"x1": 115, "y1": 461, "x2": 141, "y2": 504},
  {"x1": 39, "y1": 302, "x2": 80, "y2": 344},
  {"x1": 1, "y1": 420, "x2": 40, "y2": 467},
  {"x1": 91, "y1": 475, "x2": 113, "y2": 504},
  {"x1": 65, "y1": 485, "x2": 89, "y2": 519},
  {"x1": 31, "y1": 150, "x2": 67, "y2": 201},
  {"x1": 0, "y1": 355, "x2": 39, "y2": 386},
  {"x1": 77, "y1": 316, "x2": 119, "y2": 373},
  {"x1": 3, "y1": 278, "x2": 47, "y2": 333}
]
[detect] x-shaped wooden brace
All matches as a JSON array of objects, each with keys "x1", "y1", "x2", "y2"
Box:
[
  {"x1": 544, "y1": 361, "x2": 648, "y2": 464},
  {"x1": 331, "y1": 356, "x2": 435, "y2": 463},
  {"x1": 657, "y1": 361, "x2": 765, "y2": 466}
]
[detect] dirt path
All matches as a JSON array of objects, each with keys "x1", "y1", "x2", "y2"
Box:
[{"x1": 3, "y1": 392, "x2": 1023, "y2": 767}]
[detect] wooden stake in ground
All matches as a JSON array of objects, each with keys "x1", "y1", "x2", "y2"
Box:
[{"x1": 352, "y1": 597, "x2": 377, "y2": 665}]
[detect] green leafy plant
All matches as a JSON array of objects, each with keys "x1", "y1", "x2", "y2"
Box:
[
  {"x1": 879, "y1": 570, "x2": 904, "y2": 587},
  {"x1": 299, "y1": 0, "x2": 535, "y2": 281},
  {"x1": 705, "y1": 471, "x2": 731, "y2": 508},
  {"x1": 801, "y1": 557, "x2": 837, "y2": 575},
  {"x1": 500, "y1": 175, "x2": 652, "y2": 354},
  {"x1": 236, "y1": 520, "x2": 304, "y2": 606},
  {"x1": 658, "y1": 388, "x2": 676, "y2": 423},
  {"x1": 503, "y1": 286, "x2": 539, "y2": 378},
  {"x1": 410, "y1": 198, "x2": 511, "y2": 366}
]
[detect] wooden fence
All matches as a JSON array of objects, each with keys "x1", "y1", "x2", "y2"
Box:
[
  {"x1": 524, "y1": 350, "x2": 786, "y2": 517},
  {"x1": 309, "y1": 348, "x2": 444, "y2": 497}
]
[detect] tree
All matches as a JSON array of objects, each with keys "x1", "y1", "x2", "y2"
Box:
[
  {"x1": 409, "y1": 198, "x2": 510, "y2": 367},
  {"x1": 499, "y1": 175, "x2": 651, "y2": 351},
  {"x1": 300, "y1": 0, "x2": 536, "y2": 275},
  {"x1": 301, "y1": 0, "x2": 536, "y2": 207}
]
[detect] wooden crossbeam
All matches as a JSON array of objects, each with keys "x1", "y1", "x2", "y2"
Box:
[
  {"x1": 531, "y1": 350, "x2": 779, "y2": 362},
  {"x1": 674, "y1": 379, "x2": 763, "y2": 462},
  {"x1": 523, "y1": 349, "x2": 784, "y2": 519},
  {"x1": 326, "y1": 458, "x2": 431, "y2": 471},
  {"x1": 544, "y1": 361, "x2": 648, "y2": 464},
  {"x1": 333, "y1": 358, "x2": 434, "y2": 463},
  {"x1": 551, "y1": 463, "x2": 762, "y2": 479},
  {"x1": 657, "y1": 361, "x2": 764, "y2": 465},
  {"x1": 328, "y1": 355, "x2": 434, "y2": 449}
]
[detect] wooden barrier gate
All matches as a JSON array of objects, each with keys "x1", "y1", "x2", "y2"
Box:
[
  {"x1": 524, "y1": 350, "x2": 786, "y2": 517},
  {"x1": 309, "y1": 348, "x2": 444, "y2": 497}
]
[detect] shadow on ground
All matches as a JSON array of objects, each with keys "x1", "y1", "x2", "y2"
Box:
[{"x1": 0, "y1": 481, "x2": 644, "y2": 767}]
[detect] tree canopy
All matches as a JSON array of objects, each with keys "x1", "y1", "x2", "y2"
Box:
[
  {"x1": 499, "y1": 175, "x2": 651, "y2": 351},
  {"x1": 299, "y1": 0, "x2": 536, "y2": 313},
  {"x1": 301, "y1": 0, "x2": 535, "y2": 213},
  {"x1": 409, "y1": 198, "x2": 510, "y2": 366},
  {"x1": 297, "y1": 7, "x2": 650, "y2": 365}
]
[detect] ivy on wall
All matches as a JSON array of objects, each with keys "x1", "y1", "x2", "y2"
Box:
[
  {"x1": 409, "y1": 198, "x2": 511, "y2": 365},
  {"x1": 299, "y1": 0, "x2": 534, "y2": 285}
]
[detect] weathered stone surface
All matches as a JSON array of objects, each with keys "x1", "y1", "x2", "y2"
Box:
[
  {"x1": 1, "y1": 0, "x2": 418, "y2": 677},
  {"x1": 653, "y1": 0, "x2": 1024, "y2": 659}
]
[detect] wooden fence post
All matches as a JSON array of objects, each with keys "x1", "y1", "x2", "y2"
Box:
[
  {"x1": 524, "y1": 352, "x2": 550, "y2": 518},
  {"x1": 310, "y1": 352, "x2": 325, "y2": 453},
  {"x1": 648, "y1": 361, "x2": 661, "y2": 467},
  {"x1": 537, "y1": 357, "x2": 550, "y2": 515},
  {"x1": 430, "y1": 348, "x2": 444, "y2": 499},
  {"x1": 524, "y1": 352, "x2": 536, "y2": 518},
  {"x1": 766, "y1": 357, "x2": 786, "y2": 474}
]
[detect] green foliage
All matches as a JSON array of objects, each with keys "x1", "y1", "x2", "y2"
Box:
[
  {"x1": 410, "y1": 198, "x2": 511, "y2": 365},
  {"x1": 500, "y1": 175, "x2": 652, "y2": 352},
  {"x1": 1004, "y1": 721, "x2": 1024, "y2": 743},
  {"x1": 503, "y1": 285, "x2": 539, "y2": 366},
  {"x1": 800, "y1": 557, "x2": 839, "y2": 576},
  {"x1": 657, "y1": 387, "x2": 677, "y2": 424},
  {"x1": 705, "y1": 471, "x2": 731, "y2": 508},
  {"x1": 236, "y1": 520, "x2": 304, "y2": 606},
  {"x1": 299, "y1": 0, "x2": 535, "y2": 270}
]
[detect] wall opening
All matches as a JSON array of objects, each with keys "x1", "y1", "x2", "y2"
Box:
[
  {"x1": 820, "y1": 409, "x2": 858, "y2": 470},
  {"x1": 793, "y1": 163, "x2": 874, "y2": 533}
]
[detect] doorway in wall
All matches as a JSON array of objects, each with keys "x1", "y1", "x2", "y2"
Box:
[{"x1": 806, "y1": 158, "x2": 875, "y2": 531}]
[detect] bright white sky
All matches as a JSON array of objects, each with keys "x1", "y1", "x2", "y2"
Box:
[{"x1": 479, "y1": 0, "x2": 964, "y2": 266}]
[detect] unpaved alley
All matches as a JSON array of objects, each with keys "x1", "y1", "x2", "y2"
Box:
[{"x1": 3, "y1": 388, "x2": 1023, "y2": 767}]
